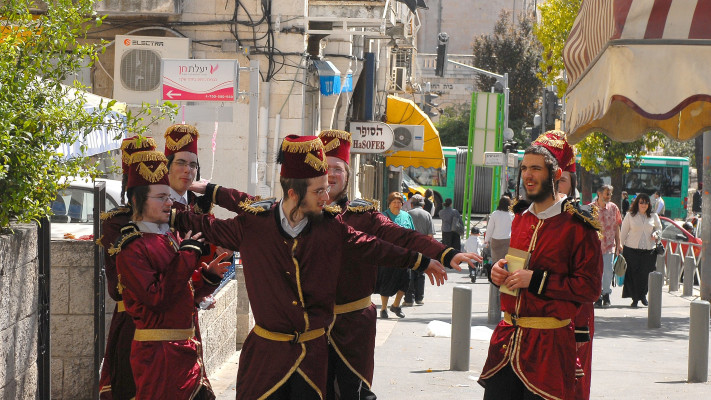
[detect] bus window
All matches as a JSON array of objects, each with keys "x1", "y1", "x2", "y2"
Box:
[
  {"x1": 405, "y1": 166, "x2": 446, "y2": 187},
  {"x1": 624, "y1": 167, "x2": 681, "y2": 198}
]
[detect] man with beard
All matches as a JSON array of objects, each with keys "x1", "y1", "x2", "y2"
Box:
[
  {"x1": 170, "y1": 135, "x2": 451, "y2": 399},
  {"x1": 478, "y1": 138, "x2": 602, "y2": 400},
  {"x1": 317, "y1": 129, "x2": 481, "y2": 400}
]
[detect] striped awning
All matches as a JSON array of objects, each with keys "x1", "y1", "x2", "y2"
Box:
[{"x1": 563, "y1": 0, "x2": 711, "y2": 144}]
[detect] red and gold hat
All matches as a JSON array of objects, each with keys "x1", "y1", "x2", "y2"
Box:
[
  {"x1": 277, "y1": 135, "x2": 328, "y2": 179},
  {"x1": 120, "y1": 136, "x2": 157, "y2": 174},
  {"x1": 164, "y1": 124, "x2": 199, "y2": 157},
  {"x1": 533, "y1": 130, "x2": 576, "y2": 173},
  {"x1": 126, "y1": 150, "x2": 170, "y2": 189},
  {"x1": 318, "y1": 129, "x2": 351, "y2": 164}
]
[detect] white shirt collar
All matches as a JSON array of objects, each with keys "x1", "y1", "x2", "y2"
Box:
[
  {"x1": 525, "y1": 197, "x2": 566, "y2": 220},
  {"x1": 169, "y1": 187, "x2": 189, "y2": 206},
  {"x1": 134, "y1": 220, "x2": 170, "y2": 235},
  {"x1": 279, "y1": 200, "x2": 308, "y2": 238}
]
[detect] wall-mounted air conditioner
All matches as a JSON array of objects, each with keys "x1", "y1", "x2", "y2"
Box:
[
  {"x1": 388, "y1": 124, "x2": 425, "y2": 152},
  {"x1": 113, "y1": 35, "x2": 191, "y2": 105},
  {"x1": 391, "y1": 66, "x2": 407, "y2": 91}
]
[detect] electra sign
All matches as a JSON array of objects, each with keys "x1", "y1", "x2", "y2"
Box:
[
  {"x1": 350, "y1": 122, "x2": 394, "y2": 153},
  {"x1": 162, "y1": 59, "x2": 239, "y2": 102}
]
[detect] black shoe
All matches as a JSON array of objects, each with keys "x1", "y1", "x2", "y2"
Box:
[
  {"x1": 471, "y1": 276, "x2": 477, "y2": 283},
  {"x1": 401, "y1": 302, "x2": 413, "y2": 307},
  {"x1": 416, "y1": 300, "x2": 424, "y2": 305},
  {"x1": 641, "y1": 298, "x2": 648, "y2": 306},
  {"x1": 602, "y1": 294, "x2": 611, "y2": 308},
  {"x1": 390, "y1": 306, "x2": 405, "y2": 318},
  {"x1": 594, "y1": 298, "x2": 603, "y2": 308},
  {"x1": 380, "y1": 309, "x2": 388, "y2": 319},
  {"x1": 631, "y1": 301, "x2": 638, "y2": 308}
]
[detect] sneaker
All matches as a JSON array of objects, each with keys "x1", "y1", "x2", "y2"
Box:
[
  {"x1": 594, "y1": 298, "x2": 603, "y2": 308},
  {"x1": 389, "y1": 306, "x2": 405, "y2": 318},
  {"x1": 415, "y1": 300, "x2": 424, "y2": 305},
  {"x1": 641, "y1": 297, "x2": 648, "y2": 306},
  {"x1": 602, "y1": 294, "x2": 611, "y2": 308},
  {"x1": 401, "y1": 302, "x2": 414, "y2": 307},
  {"x1": 380, "y1": 309, "x2": 388, "y2": 319}
]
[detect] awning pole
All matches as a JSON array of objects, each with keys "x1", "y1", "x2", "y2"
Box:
[{"x1": 701, "y1": 131, "x2": 710, "y2": 302}]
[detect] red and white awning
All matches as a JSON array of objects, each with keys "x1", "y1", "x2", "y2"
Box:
[{"x1": 563, "y1": 0, "x2": 711, "y2": 143}]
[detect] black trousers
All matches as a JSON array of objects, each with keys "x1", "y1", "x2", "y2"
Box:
[
  {"x1": 404, "y1": 269, "x2": 425, "y2": 303},
  {"x1": 441, "y1": 231, "x2": 461, "y2": 251},
  {"x1": 326, "y1": 344, "x2": 377, "y2": 400},
  {"x1": 482, "y1": 364, "x2": 544, "y2": 400},
  {"x1": 267, "y1": 373, "x2": 320, "y2": 400}
]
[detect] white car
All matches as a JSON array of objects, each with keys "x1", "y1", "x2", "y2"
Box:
[{"x1": 50, "y1": 178, "x2": 124, "y2": 240}]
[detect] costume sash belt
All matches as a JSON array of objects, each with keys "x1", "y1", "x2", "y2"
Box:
[
  {"x1": 116, "y1": 301, "x2": 125, "y2": 313},
  {"x1": 504, "y1": 312, "x2": 571, "y2": 329},
  {"x1": 133, "y1": 327, "x2": 195, "y2": 341},
  {"x1": 253, "y1": 324, "x2": 325, "y2": 344},
  {"x1": 334, "y1": 296, "x2": 372, "y2": 315}
]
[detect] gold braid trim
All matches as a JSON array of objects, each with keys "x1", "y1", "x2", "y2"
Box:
[
  {"x1": 322, "y1": 138, "x2": 340, "y2": 153},
  {"x1": 108, "y1": 230, "x2": 142, "y2": 256},
  {"x1": 238, "y1": 199, "x2": 268, "y2": 214},
  {"x1": 137, "y1": 162, "x2": 169, "y2": 183},
  {"x1": 281, "y1": 137, "x2": 323, "y2": 153},
  {"x1": 320, "y1": 129, "x2": 352, "y2": 142},
  {"x1": 165, "y1": 132, "x2": 197, "y2": 151},
  {"x1": 95, "y1": 235, "x2": 104, "y2": 247},
  {"x1": 346, "y1": 200, "x2": 379, "y2": 213},
  {"x1": 117, "y1": 275, "x2": 125, "y2": 295},
  {"x1": 304, "y1": 152, "x2": 328, "y2": 172},
  {"x1": 121, "y1": 137, "x2": 157, "y2": 163},
  {"x1": 100, "y1": 207, "x2": 131, "y2": 221},
  {"x1": 564, "y1": 202, "x2": 602, "y2": 230},
  {"x1": 165, "y1": 124, "x2": 199, "y2": 137},
  {"x1": 130, "y1": 151, "x2": 167, "y2": 164},
  {"x1": 323, "y1": 204, "x2": 341, "y2": 215}
]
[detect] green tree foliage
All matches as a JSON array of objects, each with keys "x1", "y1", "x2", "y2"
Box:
[
  {"x1": 662, "y1": 136, "x2": 695, "y2": 166},
  {"x1": 472, "y1": 10, "x2": 542, "y2": 146},
  {"x1": 0, "y1": 1, "x2": 176, "y2": 229},
  {"x1": 534, "y1": 0, "x2": 582, "y2": 94},
  {"x1": 436, "y1": 104, "x2": 470, "y2": 146}
]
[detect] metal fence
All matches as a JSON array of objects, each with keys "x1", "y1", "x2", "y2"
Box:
[{"x1": 656, "y1": 240, "x2": 703, "y2": 295}]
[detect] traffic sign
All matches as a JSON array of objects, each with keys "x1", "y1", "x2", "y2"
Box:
[
  {"x1": 484, "y1": 152, "x2": 506, "y2": 166},
  {"x1": 162, "y1": 59, "x2": 239, "y2": 102}
]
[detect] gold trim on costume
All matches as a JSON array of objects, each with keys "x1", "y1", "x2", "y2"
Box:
[
  {"x1": 327, "y1": 332, "x2": 373, "y2": 388},
  {"x1": 322, "y1": 137, "x2": 341, "y2": 153},
  {"x1": 133, "y1": 327, "x2": 195, "y2": 341},
  {"x1": 323, "y1": 204, "x2": 341, "y2": 215},
  {"x1": 281, "y1": 137, "x2": 323, "y2": 153},
  {"x1": 537, "y1": 271, "x2": 548, "y2": 295},
  {"x1": 130, "y1": 151, "x2": 167, "y2": 164},
  {"x1": 334, "y1": 296, "x2": 372, "y2": 315},
  {"x1": 136, "y1": 162, "x2": 169, "y2": 183},
  {"x1": 116, "y1": 301, "x2": 125, "y2": 312},
  {"x1": 100, "y1": 206, "x2": 131, "y2": 221},
  {"x1": 503, "y1": 312, "x2": 570, "y2": 329},
  {"x1": 564, "y1": 201, "x2": 602, "y2": 230},
  {"x1": 164, "y1": 126, "x2": 199, "y2": 151},
  {"x1": 212, "y1": 184, "x2": 221, "y2": 204},
  {"x1": 95, "y1": 235, "x2": 104, "y2": 247},
  {"x1": 411, "y1": 253, "x2": 423, "y2": 271},
  {"x1": 117, "y1": 275, "x2": 125, "y2": 295},
  {"x1": 121, "y1": 137, "x2": 157, "y2": 163},
  {"x1": 252, "y1": 325, "x2": 325, "y2": 343},
  {"x1": 439, "y1": 247, "x2": 453, "y2": 266},
  {"x1": 319, "y1": 129, "x2": 352, "y2": 142},
  {"x1": 296, "y1": 368, "x2": 323, "y2": 400},
  {"x1": 304, "y1": 152, "x2": 328, "y2": 172},
  {"x1": 108, "y1": 230, "x2": 142, "y2": 256}
]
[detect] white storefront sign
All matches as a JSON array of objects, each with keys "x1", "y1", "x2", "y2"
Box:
[{"x1": 350, "y1": 122, "x2": 394, "y2": 153}]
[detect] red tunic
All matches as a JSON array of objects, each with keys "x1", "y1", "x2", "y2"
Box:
[
  {"x1": 479, "y1": 203, "x2": 602, "y2": 400},
  {"x1": 574, "y1": 302, "x2": 594, "y2": 400},
  {"x1": 171, "y1": 201, "x2": 428, "y2": 400},
  {"x1": 117, "y1": 228, "x2": 218, "y2": 399}
]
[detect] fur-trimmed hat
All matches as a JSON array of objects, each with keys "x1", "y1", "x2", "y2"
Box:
[
  {"x1": 277, "y1": 135, "x2": 328, "y2": 179},
  {"x1": 533, "y1": 130, "x2": 576, "y2": 173},
  {"x1": 164, "y1": 124, "x2": 199, "y2": 157},
  {"x1": 120, "y1": 136, "x2": 157, "y2": 174},
  {"x1": 126, "y1": 150, "x2": 170, "y2": 189},
  {"x1": 318, "y1": 129, "x2": 351, "y2": 164}
]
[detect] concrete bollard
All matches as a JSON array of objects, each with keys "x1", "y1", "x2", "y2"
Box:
[
  {"x1": 688, "y1": 300, "x2": 710, "y2": 383},
  {"x1": 648, "y1": 272, "x2": 663, "y2": 328},
  {"x1": 487, "y1": 284, "x2": 501, "y2": 325},
  {"x1": 655, "y1": 253, "x2": 665, "y2": 274},
  {"x1": 668, "y1": 253, "x2": 681, "y2": 292},
  {"x1": 683, "y1": 254, "x2": 696, "y2": 296},
  {"x1": 450, "y1": 286, "x2": 472, "y2": 371}
]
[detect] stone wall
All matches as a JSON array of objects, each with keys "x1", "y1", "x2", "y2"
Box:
[
  {"x1": 0, "y1": 224, "x2": 39, "y2": 400},
  {"x1": 49, "y1": 240, "x2": 250, "y2": 399}
]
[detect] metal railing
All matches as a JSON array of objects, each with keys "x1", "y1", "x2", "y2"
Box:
[{"x1": 656, "y1": 240, "x2": 703, "y2": 293}]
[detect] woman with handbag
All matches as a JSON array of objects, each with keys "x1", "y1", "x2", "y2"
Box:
[{"x1": 620, "y1": 193, "x2": 662, "y2": 307}]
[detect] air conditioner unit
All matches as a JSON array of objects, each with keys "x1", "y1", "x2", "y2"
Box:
[
  {"x1": 388, "y1": 124, "x2": 425, "y2": 152},
  {"x1": 113, "y1": 35, "x2": 191, "y2": 105},
  {"x1": 391, "y1": 66, "x2": 407, "y2": 91}
]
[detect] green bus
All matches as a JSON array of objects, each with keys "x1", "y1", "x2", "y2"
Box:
[{"x1": 509, "y1": 152, "x2": 690, "y2": 219}]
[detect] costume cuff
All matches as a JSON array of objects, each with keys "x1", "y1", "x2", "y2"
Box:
[
  {"x1": 180, "y1": 239, "x2": 207, "y2": 256},
  {"x1": 527, "y1": 270, "x2": 548, "y2": 297},
  {"x1": 201, "y1": 269, "x2": 221, "y2": 286},
  {"x1": 411, "y1": 254, "x2": 431, "y2": 271},
  {"x1": 575, "y1": 326, "x2": 590, "y2": 342},
  {"x1": 437, "y1": 247, "x2": 458, "y2": 269}
]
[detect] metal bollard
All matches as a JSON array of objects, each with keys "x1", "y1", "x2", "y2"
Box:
[
  {"x1": 648, "y1": 272, "x2": 663, "y2": 328},
  {"x1": 683, "y1": 254, "x2": 696, "y2": 296},
  {"x1": 487, "y1": 284, "x2": 502, "y2": 324},
  {"x1": 688, "y1": 300, "x2": 710, "y2": 383},
  {"x1": 450, "y1": 286, "x2": 472, "y2": 371},
  {"x1": 668, "y1": 253, "x2": 681, "y2": 292}
]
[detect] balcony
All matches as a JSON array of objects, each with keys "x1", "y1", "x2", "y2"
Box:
[
  {"x1": 307, "y1": 0, "x2": 417, "y2": 39},
  {"x1": 94, "y1": 0, "x2": 181, "y2": 16}
]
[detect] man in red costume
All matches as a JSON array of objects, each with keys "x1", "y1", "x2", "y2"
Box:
[
  {"x1": 115, "y1": 149, "x2": 230, "y2": 399},
  {"x1": 478, "y1": 133, "x2": 602, "y2": 400},
  {"x1": 317, "y1": 129, "x2": 481, "y2": 400},
  {"x1": 171, "y1": 135, "x2": 451, "y2": 399},
  {"x1": 98, "y1": 135, "x2": 157, "y2": 399}
]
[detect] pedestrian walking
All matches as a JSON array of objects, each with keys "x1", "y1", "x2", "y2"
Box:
[
  {"x1": 464, "y1": 227, "x2": 483, "y2": 282},
  {"x1": 170, "y1": 135, "x2": 450, "y2": 400},
  {"x1": 621, "y1": 193, "x2": 662, "y2": 307},
  {"x1": 692, "y1": 183, "x2": 702, "y2": 213},
  {"x1": 479, "y1": 131, "x2": 602, "y2": 400},
  {"x1": 621, "y1": 191, "x2": 630, "y2": 216},
  {"x1": 423, "y1": 188, "x2": 435, "y2": 216},
  {"x1": 652, "y1": 191, "x2": 665, "y2": 216},
  {"x1": 483, "y1": 196, "x2": 513, "y2": 264},
  {"x1": 590, "y1": 185, "x2": 622, "y2": 308},
  {"x1": 439, "y1": 198, "x2": 463, "y2": 250},
  {"x1": 404, "y1": 194, "x2": 436, "y2": 306}
]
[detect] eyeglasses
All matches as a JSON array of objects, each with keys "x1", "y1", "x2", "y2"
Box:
[
  {"x1": 173, "y1": 159, "x2": 199, "y2": 170},
  {"x1": 147, "y1": 195, "x2": 174, "y2": 203},
  {"x1": 311, "y1": 186, "x2": 331, "y2": 197}
]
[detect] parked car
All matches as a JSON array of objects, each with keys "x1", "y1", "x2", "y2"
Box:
[
  {"x1": 50, "y1": 178, "x2": 123, "y2": 240},
  {"x1": 659, "y1": 216, "x2": 702, "y2": 259}
]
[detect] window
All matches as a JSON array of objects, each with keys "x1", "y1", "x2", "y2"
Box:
[
  {"x1": 405, "y1": 166, "x2": 446, "y2": 187},
  {"x1": 623, "y1": 166, "x2": 681, "y2": 198},
  {"x1": 50, "y1": 187, "x2": 119, "y2": 223}
]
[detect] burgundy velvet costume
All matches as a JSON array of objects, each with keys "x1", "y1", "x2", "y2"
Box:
[
  {"x1": 170, "y1": 199, "x2": 429, "y2": 400},
  {"x1": 479, "y1": 200, "x2": 602, "y2": 400}
]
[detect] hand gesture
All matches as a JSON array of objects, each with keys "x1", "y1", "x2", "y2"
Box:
[
  {"x1": 490, "y1": 259, "x2": 509, "y2": 286},
  {"x1": 423, "y1": 260, "x2": 448, "y2": 286},
  {"x1": 189, "y1": 179, "x2": 210, "y2": 194},
  {"x1": 203, "y1": 252, "x2": 231, "y2": 278},
  {"x1": 179, "y1": 230, "x2": 204, "y2": 243},
  {"x1": 451, "y1": 252, "x2": 482, "y2": 270}
]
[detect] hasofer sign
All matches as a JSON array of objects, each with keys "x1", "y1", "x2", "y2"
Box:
[
  {"x1": 162, "y1": 59, "x2": 239, "y2": 102},
  {"x1": 350, "y1": 122, "x2": 394, "y2": 153}
]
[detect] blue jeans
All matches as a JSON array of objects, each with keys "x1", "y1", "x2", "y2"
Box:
[{"x1": 601, "y1": 253, "x2": 614, "y2": 296}]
